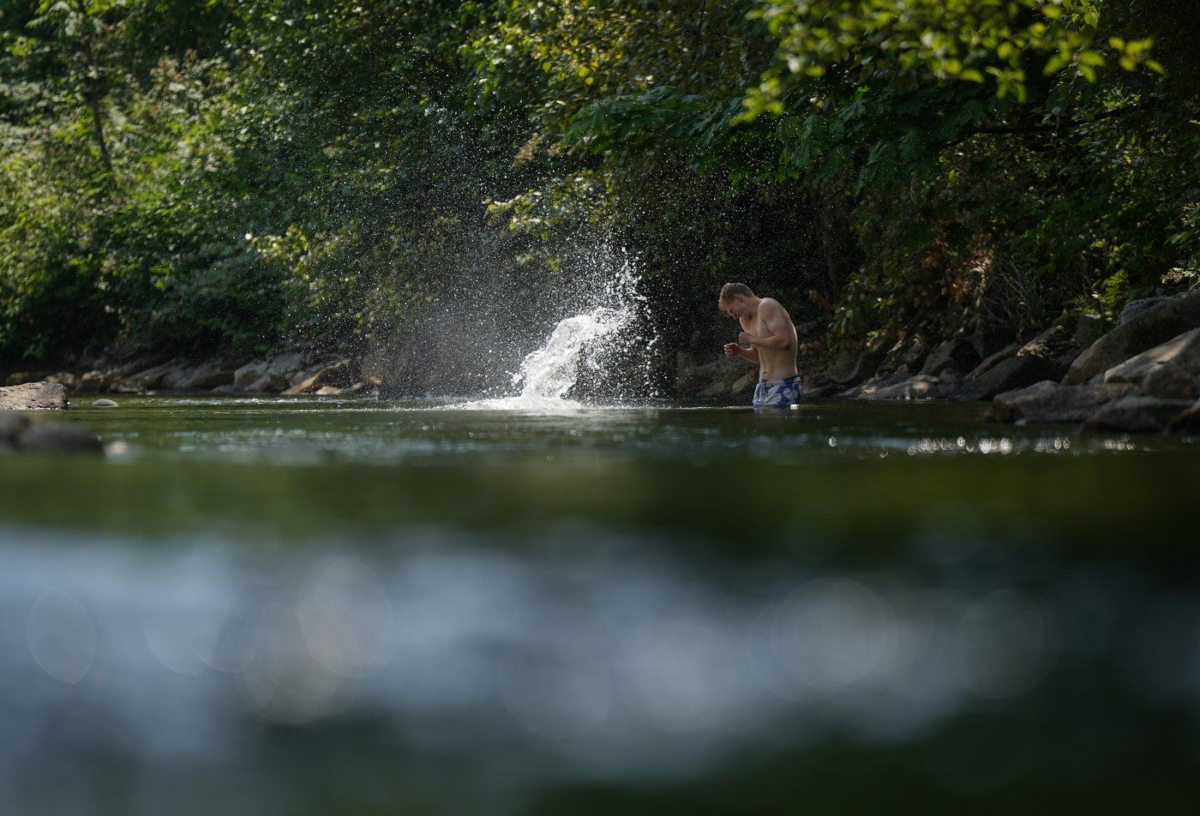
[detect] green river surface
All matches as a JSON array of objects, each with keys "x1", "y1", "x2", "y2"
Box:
[{"x1": 3, "y1": 395, "x2": 1199, "y2": 815}]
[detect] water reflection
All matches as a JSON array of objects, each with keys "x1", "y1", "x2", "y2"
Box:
[
  {"x1": 2, "y1": 523, "x2": 1198, "y2": 813},
  {"x1": 65, "y1": 396, "x2": 1196, "y2": 466}
]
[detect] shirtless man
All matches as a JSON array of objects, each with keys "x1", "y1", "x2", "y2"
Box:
[{"x1": 719, "y1": 283, "x2": 801, "y2": 408}]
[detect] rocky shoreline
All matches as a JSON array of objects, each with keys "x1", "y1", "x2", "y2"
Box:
[
  {"x1": 678, "y1": 290, "x2": 1200, "y2": 434},
  {"x1": 2, "y1": 351, "x2": 380, "y2": 405},
  {"x1": 2, "y1": 290, "x2": 1199, "y2": 435}
]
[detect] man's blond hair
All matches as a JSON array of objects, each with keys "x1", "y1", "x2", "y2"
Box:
[{"x1": 719, "y1": 282, "x2": 755, "y2": 305}]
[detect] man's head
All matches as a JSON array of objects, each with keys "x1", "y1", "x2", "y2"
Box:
[{"x1": 719, "y1": 282, "x2": 757, "y2": 319}]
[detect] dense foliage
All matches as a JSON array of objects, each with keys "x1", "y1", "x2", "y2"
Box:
[{"x1": 1, "y1": 0, "x2": 1196, "y2": 377}]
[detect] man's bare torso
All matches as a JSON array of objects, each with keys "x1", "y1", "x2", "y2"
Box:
[{"x1": 742, "y1": 298, "x2": 799, "y2": 381}]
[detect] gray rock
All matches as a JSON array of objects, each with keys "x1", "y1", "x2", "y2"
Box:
[
  {"x1": 1104, "y1": 327, "x2": 1200, "y2": 385},
  {"x1": 186, "y1": 365, "x2": 237, "y2": 391},
  {"x1": 1119, "y1": 295, "x2": 1176, "y2": 325},
  {"x1": 921, "y1": 337, "x2": 981, "y2": 377},
  {"x1": 1141, "y1": 361, "x2": 1200, "y2": 401},
  {"x1": 878, "y1": 334, "x2": 928, "y2": 376},
  {"x1": 109, "y1": 358, "x2": 185, "y2": 394},
  {"x1": 954, "y1": 354, "x2": 1067, "y2": 403},
  {"x1": 1065, "y1": 291, "x2": 1200, "y2": 384},
  {"x1": 233, "y1": 353, "x2": 306, "y2": 393},
  {"x1": 0, "y1": 382, "x2": 68, "y2": 410},
  {"x1": 232, "y1": 359, "x2": 270, "y2": 389},
  {"x1": 1018, "y1": 323, "x2": 1084, "y2": 364},
  {"x1": 1085, "y1": 396, "x2": 1196, "y2": 433},
  {"x1": 91, "y1": 398, "x2": 119, "y2": 408},
  {"x1": 1072, "y1": 314, "x2": 1105, "y2": 349},
  {"x1": 957, "y1": 320, "x2": 1093, "y2": 403},
  {"x1": 985, "y1": 381, "x2": 1139, "y2": 424},
  {"x1": 964, "y1": 343, "x2": 1020, "y2": 381},
  {"x1": 15, "y1": 421, "x2": 104, "y2": 454}
]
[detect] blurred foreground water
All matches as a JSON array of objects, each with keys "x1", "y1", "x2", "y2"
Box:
[{"x1": 2, "y1": 397, "x2": 1199, "y2": 814}]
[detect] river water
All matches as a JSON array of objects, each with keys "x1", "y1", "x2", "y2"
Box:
[{"x1": 2, "y1": 392, "x2": 1199, "y2": 815}]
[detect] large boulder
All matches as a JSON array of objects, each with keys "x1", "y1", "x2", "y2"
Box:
[
  {"x1": 0, "y1": 382, "x2": 68, "y2": 410},
  {"x1": 1019, "y1": 320, "x2": 1099, "y2": 366},
  {"x1": 1119, "y1": 295, "x2": 1180, "y2": 325},
  {"x1": 986, "y1": 326, "x2": 1200, "y2": 431},
  {"x1": 1103, "y1": 327, "x2": 1200, "y2": 396},
  {"x1": 985, "y1": 381, "x2": 1138, "y2": 424},
  {"x1": 1065, "y1": 291, "x2": 1200, "y2": 385},
  {"x1": 953, "y1": 320, "x2": 1094, "y2": 402}
]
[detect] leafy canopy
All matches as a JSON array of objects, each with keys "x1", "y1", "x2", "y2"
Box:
[{"x1": 742, "y1": 0, "x2": 1162, "y2": 117}]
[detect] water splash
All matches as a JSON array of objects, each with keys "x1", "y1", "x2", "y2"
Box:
[
  {"x1": 510, "y1": 307, "x2": 630, "y2": 400},
  {"x1": 461, "y1": 248, "x2": 654, "y2": 411}
]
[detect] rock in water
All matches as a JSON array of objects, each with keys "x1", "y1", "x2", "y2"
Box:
[
  {"x1": 0, "y1": 409, "x2": 103, "y2": 455},
  {"x1": 0, "y1": 382, "x2": 68, "y2": 410}
]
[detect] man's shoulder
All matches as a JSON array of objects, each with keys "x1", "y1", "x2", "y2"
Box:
[{"x1": 759, "y1": 297, "x2": 785, "y2": 314}]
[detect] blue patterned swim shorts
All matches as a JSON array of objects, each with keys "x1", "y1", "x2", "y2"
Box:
[{"x1": 752, "y1": 375, "x2": 802, "y2": 408}]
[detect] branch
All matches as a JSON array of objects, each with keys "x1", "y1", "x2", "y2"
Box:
[{"x1": 950, "y1": 102, "x2": 1156, "y2": 147}]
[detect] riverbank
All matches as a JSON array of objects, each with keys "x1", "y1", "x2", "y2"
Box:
[
  {"x1": 2, "y1": 351, "x2": 380, "y2": 402},
  {"x1": 4, "y1": 291, "x2": 1199, "y2": 434},
  {"x1": 678, "y1": 290, "x2": 1200, "y2": 434}
]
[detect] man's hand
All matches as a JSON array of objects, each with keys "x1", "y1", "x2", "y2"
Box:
[
  {"x1": 724, "y1": 342, "x2": 741, "y2": 357},
  {"x1": 738, "y1": 331, "x2": 755, "y2": 347}
]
